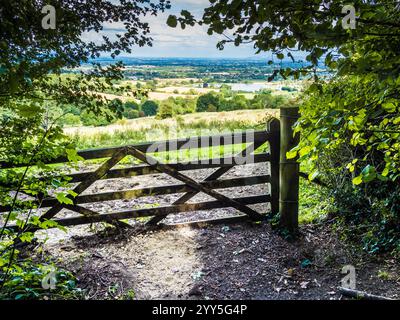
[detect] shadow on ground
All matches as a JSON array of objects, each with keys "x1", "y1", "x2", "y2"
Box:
[{"x1": 41, "y1": 220, "x2": 400, "y2": 300}]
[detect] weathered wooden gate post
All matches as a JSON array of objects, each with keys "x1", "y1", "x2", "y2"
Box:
[
  {"x1": 266, "y1": 118, "x2": 280, "y2": 216},
  {"x1": 279, "y1": 107, "x2": 300, "y2": 234}
]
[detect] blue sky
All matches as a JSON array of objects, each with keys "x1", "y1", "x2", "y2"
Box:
[
  {"x1": 82, "y1": 0, "x2": 309, "y2": 60},
  {"x1": 83, "y1": 0, "x2": 266, "y2": 58}
]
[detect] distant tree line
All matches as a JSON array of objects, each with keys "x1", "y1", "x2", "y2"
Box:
[{"x1": 54, "y1": 88, "x2": 289, "y2": 126}]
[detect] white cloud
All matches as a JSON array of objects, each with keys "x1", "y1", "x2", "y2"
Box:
[{"x1": 82, "y1": 0, "x2": 259, "y2": 58}]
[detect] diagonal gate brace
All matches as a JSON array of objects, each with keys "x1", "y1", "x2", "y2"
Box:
[
  {"x1": 147, "y1": 140, "x2": 266, "y2": 225},
  {"x1": 37, "y1": 148, "x2": 131, "y2": 229},
  {"x1": 126, "y1": 146, "x2": 264, "y2": 222}
]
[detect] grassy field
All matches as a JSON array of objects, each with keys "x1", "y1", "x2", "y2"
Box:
[
  {"x1": 66, "y1": 109, "x2": 278, "y2": 149},
  {"x1": 108, "y1": 78, "x2": 303, "y2": 103}
]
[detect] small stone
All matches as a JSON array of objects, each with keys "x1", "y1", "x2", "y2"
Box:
[
  {"x1": 221, "y1": 226, "x2": 230, "y2": 233},
  {"x1": 188, "y1": 285, "x2": 202, "y2": 296},
  {"x1": 60, "y1": 245, "x2": 74, "y2": 251}
]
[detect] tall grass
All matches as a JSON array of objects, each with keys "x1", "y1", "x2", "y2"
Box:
[{"x1": 67, "y1": 110, "x2": 277, "y2": 149}]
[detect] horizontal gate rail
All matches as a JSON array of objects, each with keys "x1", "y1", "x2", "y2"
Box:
[
  {"x1": 0, "y1": 130, "x2": 270, "y2": 169},
  {"x1": 35, "y1": 153, "x2": 270, "y2": 184},
  {"x1": 0, "y1": 175, "x2": 270, "y2": 212},
  {"x1": 7, "y1": 195, "x2": 269, "y2": 231}
]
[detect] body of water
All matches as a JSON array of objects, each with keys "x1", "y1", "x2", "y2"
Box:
[{"x1": 229, "y1": 83, "x2": 268, "y2": 92}]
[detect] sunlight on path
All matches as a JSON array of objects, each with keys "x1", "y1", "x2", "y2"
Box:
[{"x1": 124, "y1": 227, "x2": 202, "y2": 299}]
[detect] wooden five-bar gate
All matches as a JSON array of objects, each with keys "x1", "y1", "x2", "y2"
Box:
[{"x1": 1, "y1": 107, "x2": 300, "y2": 233}]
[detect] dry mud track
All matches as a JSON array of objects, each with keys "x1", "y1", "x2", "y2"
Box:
[
  {"x1": 36, "y1": 163, "x2": 400, "y2": 299},
  {"x1": 43, "y1": 221, "x2": 400, "y2": 300}
]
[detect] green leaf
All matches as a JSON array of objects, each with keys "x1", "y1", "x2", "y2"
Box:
[
  {"x1": 377, "y1": 174, "x2": 389, "y2": 182},
  {"x1": 299, "y1": 146, "x2": 312, "y2": 157},
  {"x1": 352, "y1": 175, "x2": 363, "y2": 185},
  {"x1": 361, "y1": 165, "x2": 377, "y2": 183},
  {"x1": 382, "y1": 102, "x2": 396, "y2": 113},
  {"x1": 56, "y1": 192, "x2": 73, "y2": 205},
  {"x1": 167, "y1": 15, "x2": 178, "y2": 28},
  {"x1": 67, "y1": 190, "x2": 78, "y2": 198},
  {"x1": 66, "y1": 149, "x2": 84, "y2": 163},
  {"x1": 19, "y1": 232, "x2": 34, "y2": 243},
  {"x1": 286, "y1": 150, "x2": 297, "y2": 159}
]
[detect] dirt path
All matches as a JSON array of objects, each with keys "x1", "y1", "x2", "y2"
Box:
[
  {"x1": 43, "y1": 221, "x2": 400, "y2": 300},
  {"x1": 36, "y1": 163, "x2": 400, "y2": 300}
]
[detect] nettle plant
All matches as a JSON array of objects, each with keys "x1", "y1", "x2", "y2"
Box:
[{"x1": 0, "y1": 0, "x2": 169, "y2": 298}]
